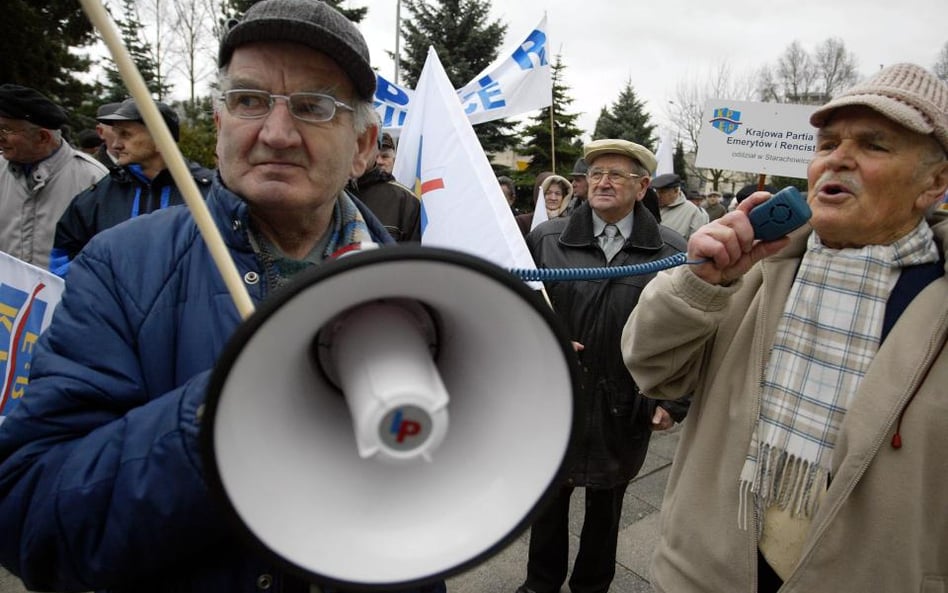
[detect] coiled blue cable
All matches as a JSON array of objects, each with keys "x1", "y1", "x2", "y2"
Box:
[{"x1": 510, "y1": 252, "x2": 703, "y2": 281}]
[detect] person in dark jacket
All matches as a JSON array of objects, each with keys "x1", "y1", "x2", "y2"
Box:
[
  {"x1": 563, "y1": 157, "x2": 588, "y2": 214},
  {"x1": 349, "y1": 132, "x2": 421, "y2": 242},
  {"x1": 0, "y1": 2, "x2": 443, "y2": 593},
  {"x1": 516, "y1": 139, "x2": 687, "y2": 593},
  {"x1": 50, "y1": 98, "x2": 214, "y2": 277}
]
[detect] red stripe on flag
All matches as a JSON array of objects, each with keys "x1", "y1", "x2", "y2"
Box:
[{"x1": 420, "y1": 178, "x2": 444, "y2": 195}]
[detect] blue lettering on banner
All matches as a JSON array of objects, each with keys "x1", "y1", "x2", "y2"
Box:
[
  {"x1": 375, "y1": 103, "x2": 409, "y2": 128},
  {"x1": 511, "y1": 29, "x2": 548, "y2": 70},
  {"x1": 375, "y1": 76, "x2": 409, "y2": 107},
  {"x1": 460, "y1": 76, "x2": 506, "y2": 115},
  {"x1": 374, "y1": 74, "x2": 411, "y2": 128}
]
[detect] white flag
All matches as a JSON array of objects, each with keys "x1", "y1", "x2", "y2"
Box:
[
  {"x1": 0, "y1": 251, "x2": 64, "y2": 420},
  {"x1": 654, "y1": 128, "x2": 674, "y2": 176},
  {"x1": 529, "y1": 185, "x2": 548, "y2": 231},
  {"x1": 392, "y1": 47, "x2": 538, "y2": 281},
  {"x1": 375, "y1": 16, "x2": 552, "y2": 131}
]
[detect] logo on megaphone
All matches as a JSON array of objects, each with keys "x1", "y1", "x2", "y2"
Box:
[{"x1": 385, "y1": 407, "x2": 429, "y2": 447}]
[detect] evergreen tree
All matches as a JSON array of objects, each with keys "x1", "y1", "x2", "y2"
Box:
[
  {"x1": 592, "y1": 79, "x2": 656, "y2": 150},
  {"x1": 519, "y1": 55, "x2": 583, "y2": 179},
  {"x1": 399, "y1": 0, "x2": 516, "y2": 154},
  {"x1": 175, "y1": 96, "x2": 218, "y2": 168},
  {"x1": 103, "y1": 0, "x2": 170, "y2": 102},
  {"x1": 2, "y1": 1, "x2": 99, "y2": 131},
  {"x1": 673, "y1": 140, "x2": 688, "y2": 185}
]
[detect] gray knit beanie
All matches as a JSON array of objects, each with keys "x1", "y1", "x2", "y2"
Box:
[
  {"x1": 218, "y1": 0, "x2": 376, "y2": 101},
  {"x1": 810, "y1": 63, "x2": 948, "y2": 155}
]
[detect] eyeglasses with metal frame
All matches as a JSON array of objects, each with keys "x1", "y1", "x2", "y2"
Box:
[
  {"x1": 219, "y1": 90, "x2": 355, "y2": 123},
  {"x1": 586, "y1": 168, "x2": 643, "y2": 184}
]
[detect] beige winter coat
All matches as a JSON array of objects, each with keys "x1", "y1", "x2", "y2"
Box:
[{"x1": 622, "y1": 215, "x2": 948, "y2": 593}]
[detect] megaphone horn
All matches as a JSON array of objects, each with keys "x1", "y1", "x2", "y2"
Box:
[{"x1": 201, "y1": 246, "x2": 579, "y2": 591}]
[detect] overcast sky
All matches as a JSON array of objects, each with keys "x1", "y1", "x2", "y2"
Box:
[{"x1": 349, "y1": 0, "x2": 946, "y2": 141}]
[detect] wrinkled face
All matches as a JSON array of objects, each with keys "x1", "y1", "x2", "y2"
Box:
[
  {"x1": 215, "y1": 41, "x2": 375, "y2": 215},
  {"x1": 376, "y1": 148, "x2": 395, "y2": 173},
  {"x1": 544, "y1": 181, "x2": 566, "y2": 211},
  {"x1": 807, "y1": 106, "x2": 948, "y2": 248},
  {"x1": 111, "y1": 121, "x2": 160, "y2": 168},
  {"x1": 0, "y1": 117, "x2": 45, "y2": 163},
  {"x1": 571, "y1": 175, "x2": 588, "y2": 199},
  {"x1": 586, "y1": 154, "x2": 649, "y2": 222},
  {"x1": 656, "y1": 186, "x2": 678, "y2": 207}
]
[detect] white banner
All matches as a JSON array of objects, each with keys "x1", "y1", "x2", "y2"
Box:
[
  {"x1": 695, "y1": 99, "x2": 819, "y2": 179},
  {"x1": 654, "y1": 128, "x2": 674, "y2": 176},
  {"x1": 392, "y1": 47, "x2": 538, "y2": 284},
  {"x1": 375, "y1": 16, "x2": 552, "y2": 132},
  {"x1": 0, "y1": 251, "x2": 64, "y2": 419}
]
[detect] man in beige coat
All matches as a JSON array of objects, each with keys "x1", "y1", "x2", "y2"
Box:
[
  {"x1": 0, "y1": 85, "x2": 107, "y2": 269},
  {"x1": 623, "y1": 63, "x2": 948, "y2": 593}
]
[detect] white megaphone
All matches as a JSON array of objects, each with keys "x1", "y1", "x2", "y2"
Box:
[{"x1": 200, "y1": 246, "x2": 578, "y2": 591}]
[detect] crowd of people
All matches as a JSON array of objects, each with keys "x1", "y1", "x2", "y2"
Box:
[{"x1": 1, "y1": 1, "x2": 947, "y2": 593}]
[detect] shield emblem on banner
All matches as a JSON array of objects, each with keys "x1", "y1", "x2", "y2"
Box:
[{"x1": 710, "y1": 107, "x2": 742, "y2": 135}]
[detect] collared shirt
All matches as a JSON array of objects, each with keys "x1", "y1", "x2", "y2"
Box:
[{"x1": 591, "y1": 210, "x2": 634, "y2": 241}]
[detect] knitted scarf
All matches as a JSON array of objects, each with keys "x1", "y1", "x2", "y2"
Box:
[
  {"x1": 738, "y1": 220, "x2": 939, "y2": 529},
  {"x1": 251, "y1": 191, "x2": 373, "y2": 292}
]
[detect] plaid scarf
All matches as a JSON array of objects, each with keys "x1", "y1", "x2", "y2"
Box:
[
  {"x1": 738, "y1": 220, "x2": 939, "y2": 529},
  {"x1": 251, "y1": 192, "x2": 373, "y2": 292}
]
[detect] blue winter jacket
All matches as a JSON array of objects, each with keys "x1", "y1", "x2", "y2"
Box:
[
  {"x1": 0, "y1": 179, "x2": 420, "y2": 593},
  {"x1": 50, "y1": 160, "x2": 215, "y2": 277}
]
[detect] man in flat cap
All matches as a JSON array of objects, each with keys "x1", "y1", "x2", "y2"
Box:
[
  {"x1": 375, "y1": 131, "x2": 397, "y2": 174},
  {"x1": 652, "y1": 172, "x2": 708, "y2": 239},
  {"x1": 517, "y1": 139, "x2": 687, "y2": 593},
  {"x1": 0, "y1": 84, "x2": 107, "y2": 269},
  {"x1": 50, "y1": 98, "x2": 215, "y2": 277},
  {"x1": 91, "y1": 101, "x2": 124, "y2": 174},
  {"x1": 624, "y1": 63, "x2": 948, "y2": 593},
  {"x1": 0, "y1": 2, "x2": 442, "y2": 592}
]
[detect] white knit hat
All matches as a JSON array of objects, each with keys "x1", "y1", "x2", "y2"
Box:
[{"x1": 810, "y1": 63, "x2": 948, "y2": 155}]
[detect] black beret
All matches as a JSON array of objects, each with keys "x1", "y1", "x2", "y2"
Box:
[{"x1": 0, "y1": 84, "x2": 68, "y2": 130}]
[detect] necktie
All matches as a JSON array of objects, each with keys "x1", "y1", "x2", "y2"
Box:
[{"x1": 600, "y1": 224, "x2": 623, "y2": 261}]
